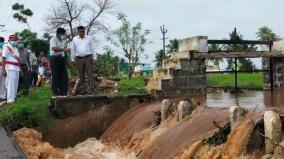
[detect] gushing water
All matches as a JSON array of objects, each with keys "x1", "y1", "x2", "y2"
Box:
[{"x1": 13, "y1": 128, "x2": 136, "y2": 159}]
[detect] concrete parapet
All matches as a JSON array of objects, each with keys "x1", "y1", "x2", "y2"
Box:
[
  {"x1": 177, "y1": 101, "x2": 193, "y2": 121},
  {"x1": 161, "y1": 99, "x2": 172, "y2": 122},
  {"x1": 229, "y1": 106, "x2": 248, "y2": 128},
  {"x1": 273, "y1": 39, "x2": 284, "y2": 52},
  {"x1": 178, "y1": 36, "x2": 208, "y2": 53},
  {"x1": 264, "y1": 111, "x2": 282, "y2": 154}
]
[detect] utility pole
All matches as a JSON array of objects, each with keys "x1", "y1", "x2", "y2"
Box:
[{"x1": 160, "y1": 25, "x2": 168, "y2": 61}]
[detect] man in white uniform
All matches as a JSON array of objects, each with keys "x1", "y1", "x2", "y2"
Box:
[
  {"x1": 2, "y1": 35, "x2": 20, "y2": 103},
  {"x1": 0, "y1": 36, "x2": 6, "y2": 101},
  {"x1": 71, "y1": 26, "x2": 96, "y2": 94}
]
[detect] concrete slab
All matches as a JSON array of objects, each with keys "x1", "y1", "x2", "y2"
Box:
[{"x1": 0, "y1": 125, "x2": 26, "y2": 159}]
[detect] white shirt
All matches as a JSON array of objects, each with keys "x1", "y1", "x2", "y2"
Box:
[
  {"x1": 71, "y1": 35, "x2": 96, "y2": 62},
  {"x1": 50, "y1": 36, "x2": 65, "y2": 56},
  {"x1": 38, "y1": 66, "x2": 45, "y2": 76},
  {"x1": 2, "y1": 44, "x2": 20, "y2": 71}
]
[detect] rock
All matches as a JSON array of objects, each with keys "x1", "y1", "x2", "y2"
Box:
[
  {"x1": 177, "y1": 101, "x2": 193, "y2": 121},
  {"x1": 161, "y1": 99, "x2": 171, "y2": 122},
  {"x1": 229, "y1": 106, "x2": 248, "y2": 128},
  {"x1": 264, "y1": 111, "x2": 282, "y2": 154},
  {"x1": 274, "y1": 137, "x2": 284, "y2": 159},
  {"x1": 262, "y1": 154, "x2": 273, "y2": 159}
]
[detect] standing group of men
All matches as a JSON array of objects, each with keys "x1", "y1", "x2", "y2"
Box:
[
  {"x1": 0, "y1": 25, "x2": 97, "y2": 103},
  {"x1": 49, "y1": 26, "x2": 96, "y2": 97},
  {"x1": 0, "y1": 35, "x2": 43, "y2": 103}
]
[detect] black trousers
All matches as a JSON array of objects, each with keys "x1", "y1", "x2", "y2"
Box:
[
  {"x1": 19, "y1": 64, "x2": 30, "y2": 95},
  {"x1": 50, "y1": 55, "x2": 68, "y2": 96}
]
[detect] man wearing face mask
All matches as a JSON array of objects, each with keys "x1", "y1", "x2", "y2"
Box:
[
  {"x1": 2, "y1": 35, "x2": 20, "y2": 103},
  {"x1": 18, "y1": 42, "x2": 31, "y2": 95},
  {"x1": 49, "y1": 28, "x2": 70, "y2": 97},
  {"x1": 0, "y1": 36, "x2": 6, "y2": 102}
]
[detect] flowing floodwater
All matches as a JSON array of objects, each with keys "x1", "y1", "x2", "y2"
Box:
[
  {"x1": 13, "y1": 128, "x2": 136, "y2": 159},
  {"x1": 14, "y1": 90, "x2": 284, "y2": 159},
  {"x1": 202, "y1": 90, "x2": 284, "y2": 110}
]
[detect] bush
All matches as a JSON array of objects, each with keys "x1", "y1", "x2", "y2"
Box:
[{"x1": 0, "y1": 86, "x2": 53, "y2": 130}]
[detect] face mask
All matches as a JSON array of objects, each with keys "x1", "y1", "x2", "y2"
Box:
[
  {"x1": 9, "y1": 41, "x2": 17, "y2": 47},
  {"x1": 60, "y1": 35, "x2": 66, "y2": 41},
  {"x1": 18, "y1": 43, "x2": 25, "y2": 49},
  {"x1": 0, "y1": 43, "x2": 3, "y2": 49}
]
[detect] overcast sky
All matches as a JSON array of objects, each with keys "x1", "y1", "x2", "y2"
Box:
[{"x1": 0, "y1": 0, "x2": 284, "y2": 67}]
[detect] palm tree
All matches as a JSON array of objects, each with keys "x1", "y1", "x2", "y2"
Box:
[
  {"x1": 256, "y1": 26, "x2": 279, "y2": 41},
  {"x1": 223, "y1": 29, "x2": 257, "y2": 71},
  {"x1": 166, "y1": 39, "x2": 180, "y2": 54},
  {"x1": 154, "y1": 49, "x2": 164, "y2": 68},
  {"x1": 208, "y1": 44, "x2": 223, "y2": 71}
]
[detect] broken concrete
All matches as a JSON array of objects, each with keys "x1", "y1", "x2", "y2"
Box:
[
  {"x1": 177, "y1": 101, "x2": 193, "y2": 121},
  {"x1": 264, "y1": 111, "x2": 282, "y2": 154},
  {"x1": 161, "y1": 99, "x2": 171, "y2": 122},
  {"x1": 0, "y1": 125, "x2": 26, "y2": 159},
  {"x1": 229, "y1": 106, "x2": 248, "y2": 128}
]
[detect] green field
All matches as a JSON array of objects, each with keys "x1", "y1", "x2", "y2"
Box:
[{"x1": 207, "y1": 73, "x2": 263, "y2": 89}]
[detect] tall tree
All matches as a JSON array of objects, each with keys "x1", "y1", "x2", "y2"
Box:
[
  {"x1": 166, "y1": 39, "x2": 180, "y2": 54},
  {"x1": 95, "y1": 47, "x2": 121, "y2": 77},
  {"x1": 256, "y1": 26, "x2": 279, "y2": 41},
  {"x1": 154, "y1": 49, "x2": 164, "y2": 68},
  {"x1": 15, "y1": 29, "x2": 49, "y2": 55},
  {"x1": 12, "y1": 3, "x2": 33, "y2": 31},
  {"x1": 45, "y1": 0, "x2": 114, "y2": 40},
  {"x1": 224, "y1": 29, "x2": 257, "y2": 71},
  {"x1": 107, "y1": 13, "x2": 151, "y2": 79}
]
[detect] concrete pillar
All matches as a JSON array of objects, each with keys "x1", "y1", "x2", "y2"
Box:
[
  {"x1": 177, "y1": 101, "x2": 193, "y2": 121},
  {"x1": 264, "y1": 111, "x2": 282, "y2": 154},
  {"x1": 161, "y1": 99, "x2": 171, "y2": 122},
  {"x1": 229, "y1": 106, "x2": 248, "y2": 128}
]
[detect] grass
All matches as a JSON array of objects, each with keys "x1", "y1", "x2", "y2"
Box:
[
  {"x1": 0, "y1": 76, "x2": 149, "y2": 130},
  {"x1": 0, "y1": 86, "x2": 54, "y2": 130},
  {"x1": 207, "y1": 73, "x2": 263, "y2": 89},
  {"x1": 116, "y1": 76, "x2": 148, "y2": 95}
]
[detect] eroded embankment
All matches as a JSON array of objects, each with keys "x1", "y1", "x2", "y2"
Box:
[{"x1": 14, "y1": 99, "x2": 271, "y2": 159}]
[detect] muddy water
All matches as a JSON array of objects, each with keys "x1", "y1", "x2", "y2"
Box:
[
  {"x1": 201, "y1": 90, "x2": 284, "y2": 110},
  {"x1": 139, "y1": 107, "x2": 229, "y2": 159},
  {"x1": 13, "y1": 128, "x2": 136, "y2": 159}
]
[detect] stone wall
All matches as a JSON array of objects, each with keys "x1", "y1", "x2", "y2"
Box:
[
  {"x1": 273, "y1": 57, "x2": 284, "y2": 89},
  {"x1": 262, "y1": 57, "x2": 271, "y2": 90},
  {"x1": 161, "y1": 58, "x2": 207, "y2": 97},
  {"x1": 263, "y1": 39, "x2": 284, "y2": 90},
  {"x1": 147, "y1": 36, "x2": 208, "y2": 98}
]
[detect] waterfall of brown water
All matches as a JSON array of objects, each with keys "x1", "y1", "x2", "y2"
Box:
[
  {"x1": 13, "y1": 128, "x2": 136, "y2": 159},
  {"x1": 173, "y1": 115, "x2": 264, "y2": 159}
]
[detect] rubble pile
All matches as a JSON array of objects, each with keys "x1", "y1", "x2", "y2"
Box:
[{"x1": 68, "y1": 76, "x2": 118, "y2": 96}]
